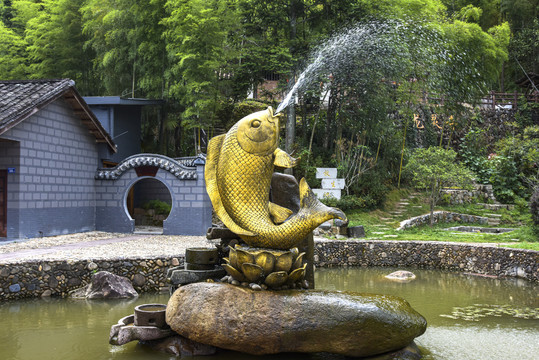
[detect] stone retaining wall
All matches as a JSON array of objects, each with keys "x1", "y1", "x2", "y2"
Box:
[
  {"x1": 0, "y1": 256, "x2": 184, "y2": 300},
  {"x1": 315, "y1": 239, "x2": 538, "y2": 282},
  {"x1": 1, "y1": 240, "x2": 537, "y2": 300},
  {"x1": 441, "y1": 184, "x2": 496, "y2": 205},
  {"x1": 397, "y1": 211, "x2": 488, "y2": 230}
]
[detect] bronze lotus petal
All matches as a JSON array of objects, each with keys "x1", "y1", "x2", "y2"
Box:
[
  {"x1": 228, "y1": 247, "x2": 238, "y2": 269},
  {"x1": 274, "y1": 252, "x2": 293, "y2": 272},
  {"x1": 241, "y1": 263, "x2": 264, "y2": 283},
  {"x1": 292, "y1": 252, "x2": 305, "y2": 270},
  {"x1": 287, "y1": 263, "x2": 307, "y2": 285},
  {"x1": 223, "y1": 264, "x2": 247, "y2": 282},
  {"x1": 290, "y1": 247, "x2": 299, "y2": 259},
  {"x1": 264, "y1": 271, "x2": 288, "y2": 288},
  {"x1": 236, "y1": 248, "x2": 255, "y2": 267},
  {"x1": 254, "y1": 251, "x2": 276, "y2": 276}
]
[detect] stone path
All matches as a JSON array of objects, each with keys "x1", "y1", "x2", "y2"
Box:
[
  {"x1": 0, "y1": 235, "x2": 145, "y2": 261},
  {"x1": 0, "y1": 232, "x2": 212, "y2": 263}
]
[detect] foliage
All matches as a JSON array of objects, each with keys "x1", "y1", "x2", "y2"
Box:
[
  {"x1": 459, "y1": 128, "x2": 494, "y2": 184},
  {"x1": 334, "y1": 136, "x2": 375, "y2": 195},
  {"x1": 405, "y1": 146, "x2": 474, "y2": 224},
  {"x1": 0, "y1": 20, "x2": 27, "y2": 79},
  {"x1": 488, "y1": 125, "x2": 539, "y2": 202},
  {"x1": 142, "y1": 200, "x2": 172, "y2": 215},
  {"x1": 320, "y1": 195, "x2": 369, "y2": 212}
]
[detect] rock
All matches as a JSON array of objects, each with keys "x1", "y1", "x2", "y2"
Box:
[
  {"x1": 270, "y1": 173, "x2": 300, "y2": 214},
  {"x1": 169, "y1": 268, "x2": 225, "y2": 286},
  {"x1": 348, "y1": 225, "x2": 366, "y2": 238},
  {"x1": 385, "y1": 271, "x2": 416, "y2": 282},
  {"x1": 8, "y1": 284, "x2": 21, "y2": 293},
  {"x1": 109, "y1": 314, "x2": 174, "y2": 346},
  {"x1": 206, "y1": 227, "x2": 237, "y2": 240},
  {"x1": 363, "y1": 341, "x2": 422, "y2": 360},
  {"x1": 132, "y1": 274, "x2": 146, "y2": 287},
  {"x1": 71, "y1": 271, "x2": 138, "y2": 299},
  {"x1": 142, "y1": 335, "x2": 217, "y2": 357},
  {"x1": 87, "y1": 262, "x2": 98, "y2": 271},
  {"x1": 166, "y1": 282, "x2": 426, "y2": 357},
  {"x1": 41, "y1": 289, "x2": 52, "y2": 297}
]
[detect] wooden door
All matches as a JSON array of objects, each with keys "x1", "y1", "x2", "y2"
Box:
[{"x1": 0, "y1": 170, "x2": 6, "y2": 237}]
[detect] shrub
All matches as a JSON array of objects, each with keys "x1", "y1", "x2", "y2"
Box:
[
  {"x1": 320, "y1": 195, "x2": 368, "y2": 211},
  {"x1": 142, "y1": 200, "x2": 172, "y2": 215}
]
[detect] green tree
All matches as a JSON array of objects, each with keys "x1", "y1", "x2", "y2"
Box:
[
  {"x1": 405, "y1": 147, "x2": 474, "y2": 225},
  {"x1": 0, "y1": 20, "x2": 27, "y2": 78},
  {"x1": 24, "y1": 0, "x2": 97, "y2": 94},
  {"x1": 162, "y1": 0, "x2": 239, "y2": 147}
]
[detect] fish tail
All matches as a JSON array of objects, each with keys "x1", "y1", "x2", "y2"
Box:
[{"x1": 299, "y1": 178, "x2": 347, "y2": 225}]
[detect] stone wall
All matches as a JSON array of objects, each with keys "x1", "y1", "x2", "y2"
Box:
[
  {"x1": 1, "y1": 240, "x2": 537, "y2": 300},
  {"x1": 314, "y1": 239, "x2": 538, "y2": 282},
  {"x1": 441, "y1": 184, "x2": 496, "y2": 205},
  {"x1": 397, "y1": 211, "x2": 488, "y2": 230},
  {"x1": 0, "y1": 256, "x2": 184, "y2": 300}
]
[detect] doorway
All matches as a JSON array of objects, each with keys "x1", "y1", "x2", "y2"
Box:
[
  {"x1": 0, "y1": 170, "x2": 6, "y2": 237},
  {"x1": 126, "y1": 178, "x2": 172, "y2": 234}
]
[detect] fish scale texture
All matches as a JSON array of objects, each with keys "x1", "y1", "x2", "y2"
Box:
[{"x1": 208, "y1": 121, "x2": 342, "y2": 250}]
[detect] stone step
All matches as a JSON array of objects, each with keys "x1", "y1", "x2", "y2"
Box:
[
  {"x1": 397, "y1": 202, "x2": 410, "y2": 206},
  {"x1": 486, "y1": 213, "x2": 503, "y2": 218},
  {"x1": 488, "y1": 220, "x2": 501, "y2": 226},
  {"x1": 478, "y1": 203, "x2": 514, "y2": 211}
]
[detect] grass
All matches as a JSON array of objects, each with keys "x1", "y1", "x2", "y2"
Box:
[{"x1": 344, "y1": 188, "x2": 539, "y2": 251}]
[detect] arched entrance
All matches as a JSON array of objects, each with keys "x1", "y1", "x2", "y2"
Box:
[
  {"x1": 126, "y1": 177, "x2": 172, "y2": 234},
  {"x1": 95, "y1": 154, "x2": 212, "y2": 235}
]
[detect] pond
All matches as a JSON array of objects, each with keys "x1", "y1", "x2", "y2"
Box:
[{"x1": 0, "y1": 267, "x2": 537, "y2": 360}]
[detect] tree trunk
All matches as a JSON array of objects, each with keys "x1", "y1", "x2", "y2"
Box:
[
  {"x1": 429, "y1": 181, "x2": 436, "y2": 226},
  {"x1": 285, "y1": 1, "x2": 298, "y2": 175},
  {"x1": 324, "y1": 83, "x2": 339, "y2": 150}
]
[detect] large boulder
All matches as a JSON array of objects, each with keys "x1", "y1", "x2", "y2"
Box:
[
  {"x1": 71, "y1": 271, "x2": 138, "y2": 299},
  {"x1": 166, "y1": 282, "x2": 426, "y2": 357}
]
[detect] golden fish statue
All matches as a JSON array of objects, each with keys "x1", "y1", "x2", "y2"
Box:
[{"x1": 205, "y1": 107, "x2": 346, "y2": 250}]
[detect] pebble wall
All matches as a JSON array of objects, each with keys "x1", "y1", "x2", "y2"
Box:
[
  {"x1": 315, "y1": 239, "x2": 538, "y2": 282},
  {"x1": 1, "y1": 240, "x2": 537, "y2": 300},
  {"x1": 0, "y1": 256, "x2": 184, "y2": 300}
]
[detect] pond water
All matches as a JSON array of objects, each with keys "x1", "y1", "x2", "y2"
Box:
[{"x1": 0, "y1": 267, "x2": 537, "y2": 360}]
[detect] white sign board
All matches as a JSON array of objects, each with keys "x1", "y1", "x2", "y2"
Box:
[
  {"x1": 312, "y1": 189, "x2": 342, "y2": 200},
  {"x1": 316, "y1": 168, "x2": 338, "y2": 179},
  {"x1": 321, "y1": 178, "x2": 345, "y2": 190}
]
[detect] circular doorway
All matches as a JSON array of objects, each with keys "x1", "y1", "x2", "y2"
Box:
[{"x1": 126, "y1": 178, "x2": 172, "y2": 233}]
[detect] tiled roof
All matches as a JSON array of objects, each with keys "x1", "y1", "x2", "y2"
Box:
[{"x1": 0, "y1": 79, "x2": 116, "y2": 152}]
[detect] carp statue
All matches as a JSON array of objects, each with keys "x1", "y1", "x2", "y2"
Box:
[{"x1": 205, "y1": 107, "x2": 346, "y2": 251}]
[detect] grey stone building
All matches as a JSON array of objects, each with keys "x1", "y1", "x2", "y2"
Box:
[{"x1": 0, "y1": 79, "x2": 211, "y2": 240}]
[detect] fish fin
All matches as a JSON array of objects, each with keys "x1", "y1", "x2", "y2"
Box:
[
  {"x1": 205, "y1": 135, "x2": 257, "y2": 238},
  {"x1": 273, "y1": 148, "x2": 298, "y2": 168},
  {"x1": 269, "y1": 202, "x2": 293, "y2": 224},
  {"x1": 299, "y1": 178, "x2": 348, "y2": 224}
]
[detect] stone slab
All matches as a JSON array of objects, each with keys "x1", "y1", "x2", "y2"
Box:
[
  {"x1": 321, "y1": 178, "x2": 345, "y2": 190},
  {"x1": 316, "y1": 168, "x2": 338, "y2": 179}
]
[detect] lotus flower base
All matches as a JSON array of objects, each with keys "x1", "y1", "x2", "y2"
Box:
[{"x1": 222, "y1": 245, "x2": 307, "y2": 290}]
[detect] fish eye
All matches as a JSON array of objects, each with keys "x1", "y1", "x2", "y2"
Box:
[{"x1": 251, "y1": 120, "x2": 261, "y2": 128}]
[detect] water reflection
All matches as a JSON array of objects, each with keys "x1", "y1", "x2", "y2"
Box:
[{"x1": 0, "y1": 267, "x2": 537, "y2": 360}]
